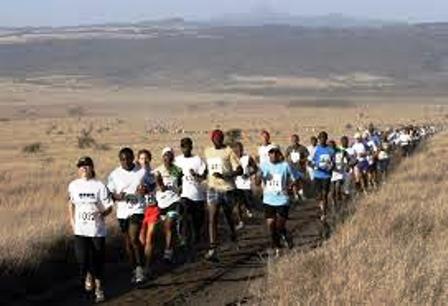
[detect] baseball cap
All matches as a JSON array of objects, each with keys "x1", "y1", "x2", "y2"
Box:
[
  {"x1": 76, "y1": 156, "x2": 94, "y2": 168},
  {"x1": 161, "y1": 147, "x2": 174, "y2": 157},
  {"x1": 267, "y1": 144, "x2": 281, "y2": 153}
]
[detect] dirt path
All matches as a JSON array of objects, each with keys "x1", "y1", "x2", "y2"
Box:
[{"x1": 12, "y1": 199, "x2": 323, "y2": 306}]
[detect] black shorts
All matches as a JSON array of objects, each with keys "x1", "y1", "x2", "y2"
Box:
[
  {"x1": 118, "y1": 214, "x2": 144, "y2": 233},
  {"x1": 263, "y1": 204, "x2": 289, "y2": 219},
  {"x1": 314, "y1": 178, "x2": 331, "y2": 195},
  {"x1": 159, "y1": 202, "x2": 181, "y2": 219},
  {"x1": 181, "y1": 198, "x2": 205, "y2": 214},
  {"x1": 235, "y1": 189, "x2": 254, "y2": 209}
]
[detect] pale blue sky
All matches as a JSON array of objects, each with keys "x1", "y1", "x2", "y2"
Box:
[{"x1": 0, "y1": 0, "x2": 446, "y2": 27}]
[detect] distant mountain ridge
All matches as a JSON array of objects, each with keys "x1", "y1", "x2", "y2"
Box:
[{"x1": 0, "y1": 13, "x2": 404, "y2": 30}]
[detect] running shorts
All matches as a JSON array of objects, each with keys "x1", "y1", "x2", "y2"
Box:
[
  {"x1": 263, "y1": 204, "x2": 289, "y2": 219},
  {"x1": 118, "y1": 214, "x2": 144, "y2": 233}
]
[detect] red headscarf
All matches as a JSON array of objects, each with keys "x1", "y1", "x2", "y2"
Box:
[{"x1": 211, "y1": 129, "x2": 224, "y2": 142}]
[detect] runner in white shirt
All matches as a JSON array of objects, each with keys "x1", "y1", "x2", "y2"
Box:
[
  {"x1": 257, "y1": 130, "x2": 272, "y2": 167},
  {"x1": 399, "y1": 127, "x2": 413, "y2": 157},
  {"x1": 175, "y1": 138, "x2": 207, "y2": 250},
  {"x1": 232, "y1": 141, "x2": 258, "y2": 231},
  {"x1": 351, "y1": 133, "x2": 369, "y2": 194},
  {"x1": 304, "y1": 136, "x2": 318, "y2": 199},
  {"x1": 68, "y1": 156, "x2": 113, "y2": 303},
  {"x1": 340, "y1": 136, "x2": 356, "y2": 197},
  {"x1": 107, "y1": 147, "x2": 146, "y2": 284},
  {"x1": 154, "y1": 147, "x2": 183, "y2": 263}
]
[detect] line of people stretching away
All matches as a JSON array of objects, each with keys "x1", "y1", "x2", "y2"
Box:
[{"x1": 67, "y1": 124, "x2": 437, "y2": 303}]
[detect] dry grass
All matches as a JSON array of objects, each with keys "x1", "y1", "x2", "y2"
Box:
[
  {"x1": 0, "y1": 80, "x2": 447, "y2": 277},
  {"x1": 258, "y1": 133, "x2": 448, "y2": 305}
]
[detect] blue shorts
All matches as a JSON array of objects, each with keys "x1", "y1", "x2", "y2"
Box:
[{"x1": 357, "y1": 160, "x2": 369, "y2": 172}]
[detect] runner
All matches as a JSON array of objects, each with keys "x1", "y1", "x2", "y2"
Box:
[
  {"x1": 257, "y1": 130, "x2": 272, "y2": 166},
  {"x1": 108, "y1": 148, "x2": 147, "y2": 285},
  {"x1": 175, "y1": 138, "x2": 207, "y2": 251},
  {"x1": 136, "y1": 149, "x2": 159, "y2": 278},
  {"x1": 312, "y1": 131, "x2": 335, "y2": 236},
  {"x1": 377, "y1": 136, "x2": 391, "y2": 184},
  {"x1": 329, "y1": 140, "x2": 348, "y2": 209},
  {"x1": 340, "y1": 135, "x2": 356, "y2": 198},
  {"x1": 285, "y1": 134, "x2": 308, "y2": 201},
  {"x1": 399, "y1": 127, "x2": 413, "y2": 157},
  {"x1": 255, "y1": 144, "x2": 300, "y2": 255},
  {"x1": 154, "y1": 147, "x2": 183, "y2": 263},
  {"x1": 363, "y1": 131, "x2": 379, "y2": 190},
  {"x1": 232, "y1": 141, "x2": 258, "y2": 231},
  {"x1": 352, "y1": 132, "x2": 369, "y2": 194},
  {"x1": 204, "y1": 129, "x2": 243, "y2": 262},
  {"x1": 68, "y1": 156, "x2": 113, "y2": 303},
  {"x1": 305, "y1": 136, "x2": 318, "y2": 199}
]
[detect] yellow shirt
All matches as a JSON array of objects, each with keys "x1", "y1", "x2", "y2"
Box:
[{"x1": 204, "y1": 146, "x2": 240, "y2": 191}]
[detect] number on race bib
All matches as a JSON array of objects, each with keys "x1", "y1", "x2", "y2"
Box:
[
  {"x1": 291, "y1": 152, "x2": 301, "y2": 163},
  {"x1": 207, "y1": 158, "x2": 223, "y2": 174},
  {"x1": 266, "y1": 174, "x2": 283, "y2": 193}
]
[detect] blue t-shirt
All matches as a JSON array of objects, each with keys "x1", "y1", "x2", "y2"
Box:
[
  {"x1": 312, "y1": 145, "x2": 335, "y2": 179},
  {"x1": 261, "y1": 161, "x2": 301, "y2": 206}
]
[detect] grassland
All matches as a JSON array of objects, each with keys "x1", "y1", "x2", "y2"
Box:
[{"x1": 258, "y1": 131, "x2": 448, "y2": 305}]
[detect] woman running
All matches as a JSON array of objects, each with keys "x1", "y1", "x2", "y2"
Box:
[
  {"x1": 136, "y1": 149, "x2": 159, "y2": 278},
  {"x1": 108, "y1": 148, "x2": 147, "y2": 284},
  {"x1": 154, "y1": 147, "x2": 183, "y2": 263},
  {"x1": 68, "y1": 156, "x2": 113, "y2": 303}
]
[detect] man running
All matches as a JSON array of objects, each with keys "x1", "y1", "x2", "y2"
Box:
[
  {"x1": 108, "y1": 148, "x2": 147, "y2": 285},
  {"x1": 329, "y1": 140, "x2": 348, "y2": 209},
  {"x1": 255, "y1": 144, "x2": 300, "y2": 255},
  {"x1": 285, "y1": 134, "x2": 308, "y2": 201},
  {"x1": 352, "y1": 132, "x2": 369, "y2": 194},
  {"x1": 257, "y1": 130, "x2": 272, "y2": 166},
  {"x1": 312, "y1": 131, "x2": 335, "y2": 236},
  {"x1": 232, "y1": 141, "x2": 258, "y2": 230},
  {"x1": 175, "y1": 138, "x2": 207, "y2": 252},
  {"x1": 204, "y1": 129, "x2": 243, "y2": 261}
]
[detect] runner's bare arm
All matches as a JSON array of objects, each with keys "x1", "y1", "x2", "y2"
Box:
[{"x1": 68, "y1": 200, "x2": 75, "y2": 233}]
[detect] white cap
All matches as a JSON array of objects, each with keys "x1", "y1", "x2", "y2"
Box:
[
  {"x1": 161, "y1": 147, "x2": 174, "y2": 157},
  {"x1": 266, "y1": 144, "x2": 281, "y2": 153},
  {"x1": 354, "y1": 132, "x2": 362, "y2": 139}
]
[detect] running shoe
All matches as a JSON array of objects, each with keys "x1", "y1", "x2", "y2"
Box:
[
  {"x1": 163, "y1": 249, "x2": 174, "y2": 263},
  {"x1": 135, "y1": 266, "x2": 146, "y2": 284},
  {"x1": 235, "y1": 221, "x2": 245, "y2": 231},
  {"x1": 84, "y1": 274, "x2": 94, "y2": 292},
  {"x1": 280, "y1": 233, "x2": 294, "y2": 249},
  {"x1": 94, "y1": 288, "x2": 105, "y2": 303},
  {"x1": 246, "y1": 209, "x2": 254, "y2": 219},
  {"x1": 204, "y1": 248, "x2": 219, "y2": 263}
]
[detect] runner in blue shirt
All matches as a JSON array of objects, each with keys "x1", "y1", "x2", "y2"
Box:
[
  {"x1": 311, "y1": 131, "x2": 335, "y2": 236},
  {"x1": 256, "y1": 144, "x2": 301, "y2": 255}
]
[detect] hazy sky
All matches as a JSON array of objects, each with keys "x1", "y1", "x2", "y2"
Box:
[{"x1": 1, "y1": 0, "x2": 446, "y2": 27}]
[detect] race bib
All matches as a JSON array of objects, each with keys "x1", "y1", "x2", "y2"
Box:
[
  {"x1": 76, "y1": 204, "x2": 98, "y2": 233},
  {"x1": 318, "y1": 154, "x2": 332, "y2": 170},
  {"x1": 207, "y1": 158, "x2": 223, "y2": 174},
  {"x1": 164, "y1": 176, "x2": 175, "y2": 188},
  {"x1": 266, "y1": 173, "x2": 283, "y2": 193},
  {"x1": 291, "y1": 152, "x2": 301, "y2": 163}
]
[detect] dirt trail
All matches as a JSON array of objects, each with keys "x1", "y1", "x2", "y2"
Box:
[{"x1": 12, "y1": 199, "x2": 323, "y2": 306}]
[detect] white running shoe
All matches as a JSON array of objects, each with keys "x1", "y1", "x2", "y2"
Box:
[
  {"x1": 163, "y1": 249, "x2": 174, "y2": 263},
  {"x1": 236, "y1": 221, "x2": 245, "y2": 231},
  {"x1": 84, "y1": 274, "x2": 94, "y2": 292},
  {"x1": 135, "y1": 266, "x2": 145, "y2": 284},
  {"x1": 204, "y1": 248, "x2": 219, "y2": 262},
  {"x1": 94, "y1": 288, "x2": 105, "y2": 303}
]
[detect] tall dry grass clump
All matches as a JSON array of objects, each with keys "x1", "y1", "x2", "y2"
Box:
[{"x1": 260, "y1": 134, "x2": 448, "y2": 305}]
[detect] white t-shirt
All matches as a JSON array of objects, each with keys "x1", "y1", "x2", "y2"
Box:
[
  {"x1": 107, "y1": 166, "x2": 146, "y2": 219},
  {"x1": 154, "y1": 165, "x2": 182, "y2": 209},
  {"x1": 235, "y1": 154, "x2": 251, "y2": 190},
  {"x1": 399, "y1": 133, "x2": 412, "y2": 146},
  {"x1": 68, "y1": 178, "x2": 113, "y2": 237},
  {"x1": 258, "y1": 145, "x2": 270, "y2": 166},
  {"x1": 307, "y1": 145, "x2": 317, "y2": 162},
  {"x1": 175, "y1": 155, "x2": 206, "y2": 201},
  {"x1": 352, "y1": 142, "x2": 367, "y2": 162}
]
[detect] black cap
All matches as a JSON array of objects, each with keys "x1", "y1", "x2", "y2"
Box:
[{"x1": 76, "y1": 156, "x2": 94, "y2": 168}]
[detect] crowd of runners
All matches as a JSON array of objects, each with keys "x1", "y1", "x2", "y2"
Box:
[{"x1": 68, "y1": 123, "x2": 437, "y2": 303}]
